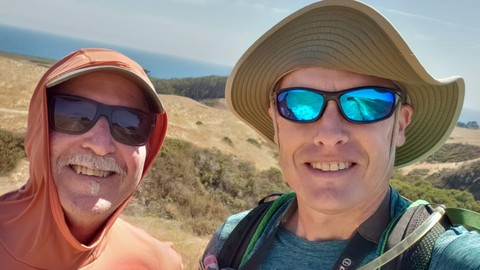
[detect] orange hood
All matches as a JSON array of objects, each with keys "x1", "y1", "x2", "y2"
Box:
[{"x1": 0, "y1": 48, "x2": 169, "y2": 269}]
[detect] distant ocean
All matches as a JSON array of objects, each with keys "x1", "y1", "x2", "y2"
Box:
[{"x1": 0, "y1": 24, "x2": 231, "y2": 78}]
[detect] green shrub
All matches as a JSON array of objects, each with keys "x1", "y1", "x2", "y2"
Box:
[
  {"x1": 126, "y1": 138, "x2": 290, "y2": 236},
  {"x1": 247, "y1": 138, "x2": 261, "y2": 148},
  {"x1": 0, "y1": 130, "x2": 25, "y2": 176},
  {"x1": 222, "y1": 136, "x2": 233, "y2": 146},
  {"x1": 200, "y1": 99, "x2": 220, "y2": 108},
  {"x1": 391, "y1": 171, "x2": 480, "y2": 212}
]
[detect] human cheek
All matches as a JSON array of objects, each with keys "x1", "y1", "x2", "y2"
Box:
[
  {"x1": 361, "y1": 123, "x2": 394, "y2": 171},
  {"x1": 122, "y1": 145, "x2": 147, "y2": 184},
  {"x1": 49, "y1": 131, "x2": 75, "y2": 170},
  {"x1": 277, "y1": 121, "x2": 306, "y2": 172}
]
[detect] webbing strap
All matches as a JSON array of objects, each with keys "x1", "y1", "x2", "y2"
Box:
[
  {"x1": 216, "y1": 200, "x2": 273, "y2": 268},
  {"x1": 445, "y1": 208, "x2": 480, "y2": 230},
  {"x1": 239, "y1": 192, "x2": 295, "y2": 268},
  {"x1": 332, "y1": 232, "x2": 376, "y2": 270}
]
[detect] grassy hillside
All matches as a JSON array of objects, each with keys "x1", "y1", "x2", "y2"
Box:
[
  {"x1": 429, "y1": 160, "x2": 480, "y2": 200},
  {"x1": 125, "y1": 138, "x2": 289, "y2": 236}
]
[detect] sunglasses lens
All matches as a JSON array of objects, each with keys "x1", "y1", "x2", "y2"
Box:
[
  {"x1": 277, "y1": 89, "x2": 324, "y2": 122},
  {"x1": 50, "y1": 95, "x2": 154, "y2": 146},
  {"x1": 111, "y1": 109, "x2": 154, "y2": 146},
  {"x1": 51, "y1": 96, "x2": 97, "y2": 133},
  {"x1": 339, "y1": 88, "x2": 396, "y2": 122}
]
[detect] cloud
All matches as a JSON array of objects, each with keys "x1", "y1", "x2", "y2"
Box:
[{"x1": 384, "y1": 8, "x2": 480, "y2": 32}]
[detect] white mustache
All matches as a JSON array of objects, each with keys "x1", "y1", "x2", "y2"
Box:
[{"x1": 55, "y1": 152, "x2": 127, "y2": 179}]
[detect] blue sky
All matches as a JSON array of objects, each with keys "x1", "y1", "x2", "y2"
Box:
[{"x1": 0, "y1": 0, "x2": 479, "y2": 109}]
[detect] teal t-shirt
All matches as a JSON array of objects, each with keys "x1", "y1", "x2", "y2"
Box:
[{"x1": 259, "y1": 227, "x2": 377, "y2": 269}]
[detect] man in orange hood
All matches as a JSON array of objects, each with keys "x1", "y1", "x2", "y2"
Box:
[{"x1": 0, "y1": 48, "x2": 183, "y2": 269}]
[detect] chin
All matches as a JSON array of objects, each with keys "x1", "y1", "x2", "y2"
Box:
[
  {"x1": 61, "y1": 196, "x2": 115, "y2": 219},
  {"x1": 303, "y1": 189, "x2": 360, "y2": 212},
  {"x1": 89, "y1": 198, "x2": 114, "y2": 214}
]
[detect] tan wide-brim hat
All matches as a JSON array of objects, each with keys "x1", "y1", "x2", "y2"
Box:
[{"x1": 226, "y1": 0, "x2": 464, "y2": 168}]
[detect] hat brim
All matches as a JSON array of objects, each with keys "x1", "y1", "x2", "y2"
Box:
[
  {"x1": 47, "y1": 65, "x2": 165, "y2": 114},
  {"x1": 226, "y1": 0, "x2": 464, "y2": 168}
]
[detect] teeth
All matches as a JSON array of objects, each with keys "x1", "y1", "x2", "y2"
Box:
[
  {"x1": 310, "y1": 162, "x2": 352, "y2": 171},
  {"x1": 72, "y1": 165, "x2": 110, "y2": 177}
]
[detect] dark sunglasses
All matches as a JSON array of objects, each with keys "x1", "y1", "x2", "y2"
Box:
[
  {"x1": 48, "y1": 94, "x2": 156, "y2": 146},
  {"x1": 275, "y1": 86, "x2": 404, "y2": 124}
]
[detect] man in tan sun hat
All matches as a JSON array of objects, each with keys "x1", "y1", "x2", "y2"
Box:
[
  {"x1": 200, "y1": 1, "x2": 480, "y2": 269},
  {"x1": 0, "y1": 48, "x2": 183, "y2": 269}
]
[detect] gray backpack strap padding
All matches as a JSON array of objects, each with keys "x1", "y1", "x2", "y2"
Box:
[
  {"x1": 382, "y1": 205, "x2": 452, "y2": 270},
  {"x1": 215, "y1": 193, "x2": 284, "y2": 269}
]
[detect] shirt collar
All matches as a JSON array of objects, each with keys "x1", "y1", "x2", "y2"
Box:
[
  {"x1": 357, "y1": 188, "x2": 391, "y2": 243},
  {"x1": 280, "y1": 189, "x2": 391, "y2": 244}
]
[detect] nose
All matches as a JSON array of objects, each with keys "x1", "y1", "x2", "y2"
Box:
[
  {"x1": 312, "y1": 100, "x2": 349, "y2": 146},
  {"x1": 81, "y1": 117, "x2": 116, "y2": 156}
]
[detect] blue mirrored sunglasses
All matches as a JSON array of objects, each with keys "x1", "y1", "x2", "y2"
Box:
[{"x1": 275, "y1": 86, "x2": 404, "y2": 124}]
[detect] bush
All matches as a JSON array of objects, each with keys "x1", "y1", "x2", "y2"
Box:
[
  {"x1": 391, "y1": 170, "x2": 480, "y2": 212},
  {"x1": 126, "y1": 138, "x2": 290, "y2": 236},
  {"x1": 222, "y1": 136, "x2": 233, "y2": 146},
  {"x1": 247, "y1": 138, "x2": 261, "y2": 148},
  {"x1": 0, "y1": 130, "x2": 25, "y2": 176}
]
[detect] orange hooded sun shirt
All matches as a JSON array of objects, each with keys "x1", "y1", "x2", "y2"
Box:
[{"x1": 0, "y1": 49, "x2": 183, "y2": 269}]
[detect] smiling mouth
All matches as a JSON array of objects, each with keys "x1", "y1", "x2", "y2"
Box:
[
  {"x1": 310, "y1": 161, "x2": 352, "y2": 172},
  {"x1": 71, "y1": 165, "x2": 112, "y2": 177}
]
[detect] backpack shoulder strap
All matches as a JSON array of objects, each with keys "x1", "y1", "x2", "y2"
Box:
[
  {"x1": 216, "y1": 193, "x2": 293, "y2": 269},
  {"x1": 362, "y1": 201, "x2": 480, "y2": 270},
  {"x1": 445, "y1": 207, "x2": 480, "y2": 230},
  {"x1": 381, "y1": 202, "x2": 452, "y2": 270}
]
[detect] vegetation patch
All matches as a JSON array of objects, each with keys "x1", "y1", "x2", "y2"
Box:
[
  {"x1": 151, "y1": 76, "x2": 227, "y2": 100},
  {"x1": 222, "y1": 136, "x2": 233, "y2": 146},
  {"x1": 0, "y1": 130, "x2": 25, "y2": 176},
  {"x1": 391, "y1": 169, "x2": 480, "y2": 212},
  {"x1": 126, "y1": 138, "x2": 290, "y2": 236},
  {"x1": 425, "y1": 143, "x2": 480, "y2": 163},
  {"x1": 247, "y1": 138, "x2": 261, "y2": 148},
  {"x1": 199, "y1": 99, "x2": 221, "y2": 108},
  {"x1": 428, "y1": 160, "x2": 480, "y2": 200}
]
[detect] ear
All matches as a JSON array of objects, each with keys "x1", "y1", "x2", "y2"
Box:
[
  {"x1": 268, "y1": 105, "x2": 280, "y2": 145},
  {"x1": 268, "y1": 106, "x2": 275, "y2": 119},
  {"x1": 396, "y1": 104, "x2": 413, "y2": 147}
]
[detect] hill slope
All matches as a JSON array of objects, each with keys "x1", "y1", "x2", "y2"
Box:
[{"x1": 0, "y1": 53, "x2": 279, "y2": 171}]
